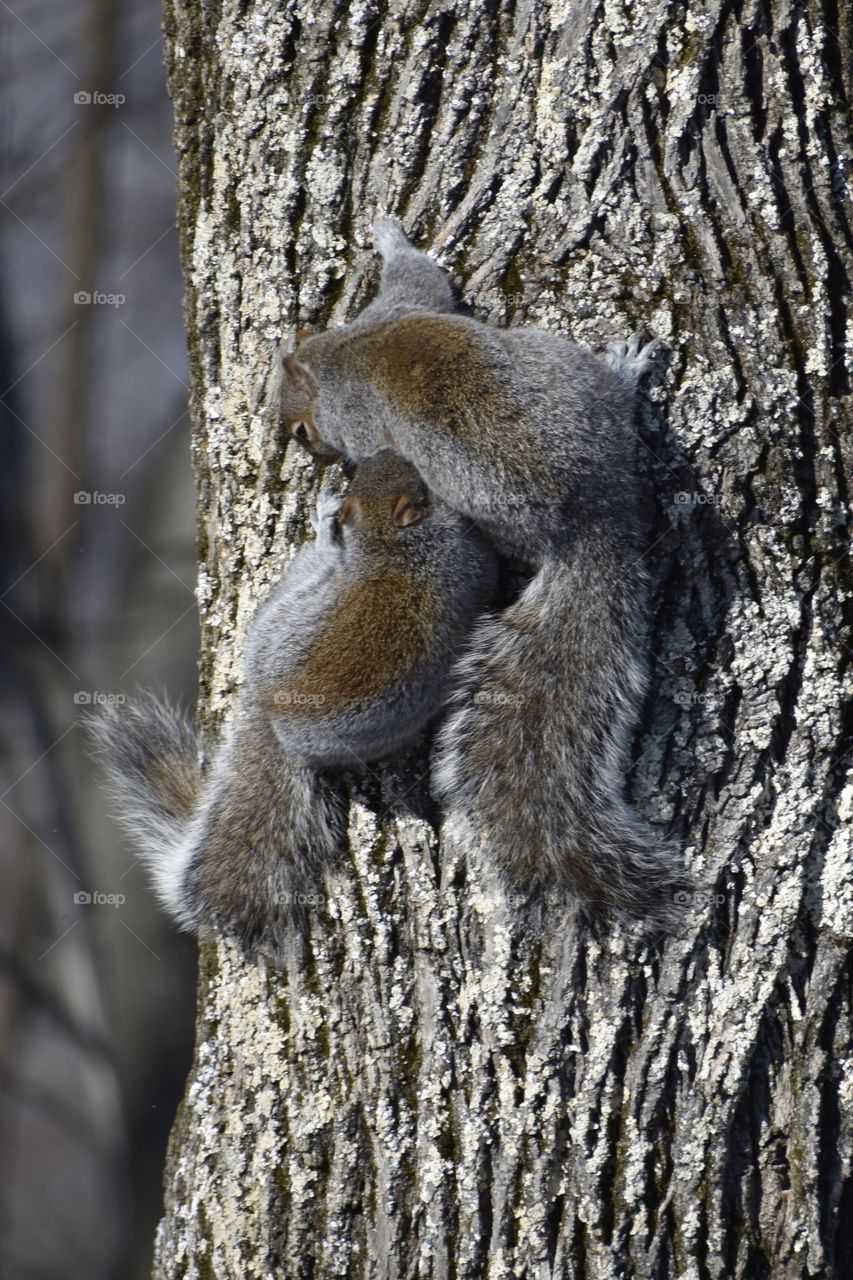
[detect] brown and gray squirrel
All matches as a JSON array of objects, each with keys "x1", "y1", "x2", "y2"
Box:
[
  {"x1": 91, "y1": 451, "x2": 498, "y2": 951},
  {"x1": 281, "y1": 218, "x2": 681, "y2": 920}
]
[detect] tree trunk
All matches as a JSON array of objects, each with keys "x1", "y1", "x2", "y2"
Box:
[{"x1": 156, "y1": 1, "x2": 852, "y2": 1276}]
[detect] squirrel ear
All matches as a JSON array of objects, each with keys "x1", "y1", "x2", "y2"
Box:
[
  {"x1": 282, "y1": 354, "x2": 318, "y2": 398},
  {"x1": 338, "y1": 496, "x2": 361, "y2": 527},
  {"x1": 393, "y1": 495, "x2": 426, "y2": 528},
  {"x1": 295, "y1": 329, "x2": 312, "y2": 346}
]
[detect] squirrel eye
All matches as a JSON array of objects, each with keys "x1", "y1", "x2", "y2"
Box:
[{"x1": 292, "y1": 421, "x2": 310, "y2": 443}]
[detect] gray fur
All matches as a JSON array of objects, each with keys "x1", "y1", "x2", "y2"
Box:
[
  {"x1": 90, "y1": 452, "x2": 497, "y2": 953},
  {"x1": 282, "y1": 220, "x2": 682, "y2": 922},
  {"x1": 356, "y1": 216, "x2": 458, "y2": 324},
  {"x1": 247, "y1": 451, "x2": 498, "y2": 768},
  {"x1": 89, "y1": 692, "x2": 203, "y2": 930}
]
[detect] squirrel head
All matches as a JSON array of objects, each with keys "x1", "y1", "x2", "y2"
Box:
[
  {"x1": 281, "y1": 340, "x2": 342, "y2": 466},
  {"x1": 337, "y1": 451, "x2": 429, "y2": 544}
]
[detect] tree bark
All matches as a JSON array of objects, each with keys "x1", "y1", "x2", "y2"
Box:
[{"x1": 157, "y1": 1, "x2": 852, "y2": 1276}]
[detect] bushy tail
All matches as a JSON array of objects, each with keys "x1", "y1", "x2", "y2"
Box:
[
  {"x1": 90, "y1": 693, "x2": 345, "y2": 951},
  {"x1": 433, "y1": 541, "x2": 683, "y2": 926},
  {"x1": 89, "y1": 692, "x2": 202, "y2": 928}
]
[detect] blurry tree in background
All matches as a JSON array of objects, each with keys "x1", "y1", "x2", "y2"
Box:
[{"x1": 0, "y1": 2, "x2": 197, "y2": 1277}]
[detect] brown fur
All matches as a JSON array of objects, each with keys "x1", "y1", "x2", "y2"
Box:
[
  {"x1": 190, "y1": 711, "x2": 330, "y2": 934},
  {"x1": 306, "y1": 317, "x2": 517, "y2": 442},
  {"x1": 263, "y1": 568, "x2": 438, "y2": 715},
  {"x1": 151, "y1": 755, "x2": 201, "y2": 819}
]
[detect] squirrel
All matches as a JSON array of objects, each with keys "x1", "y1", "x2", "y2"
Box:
[
  {"x1": 91, "y1": 450, "x2": 498, "y2": 951},
  {"x1": 280, "y1": 218, "x2": 681, "y2": 921}
]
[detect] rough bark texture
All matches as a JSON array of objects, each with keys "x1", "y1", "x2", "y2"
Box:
[{"x1": 157, "y1": 1, "x2": 852, "y2": 1276}]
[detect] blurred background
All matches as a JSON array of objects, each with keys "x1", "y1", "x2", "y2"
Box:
[{"x1": 1, "y1": 3, "x2": 198, "y2": 1277}]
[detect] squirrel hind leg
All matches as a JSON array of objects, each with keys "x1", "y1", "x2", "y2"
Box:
[{"x1": 432, "y1": 591, "x2": 686, "y2": 930}]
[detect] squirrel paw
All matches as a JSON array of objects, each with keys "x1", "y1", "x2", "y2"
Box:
[
  {"x1": 606, "y1": 334, "x2": 661, "y2": 383},
  {"x1": 310, "y1": 489, "x2": 344, "y2": 543}
]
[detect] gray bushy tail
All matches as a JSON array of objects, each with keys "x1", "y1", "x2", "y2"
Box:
[
  {"x1": 90, "y1": 692, "x2": 344, "y2": 951},
  {"x1": 434, "y1": 532, "x2": 681, "y2": 925}
]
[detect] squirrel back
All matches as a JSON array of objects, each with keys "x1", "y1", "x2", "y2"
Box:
[{"x1": 285, "y1": 315, "x2": 651, "y2": 564}]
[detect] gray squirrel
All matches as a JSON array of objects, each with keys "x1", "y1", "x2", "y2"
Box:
[
  {"x1": 281, "y1": 218, "x2": 680, "y2": 920},
  {"x1": 91, "y1": 451, "x2": 498, "y2": 951}
]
